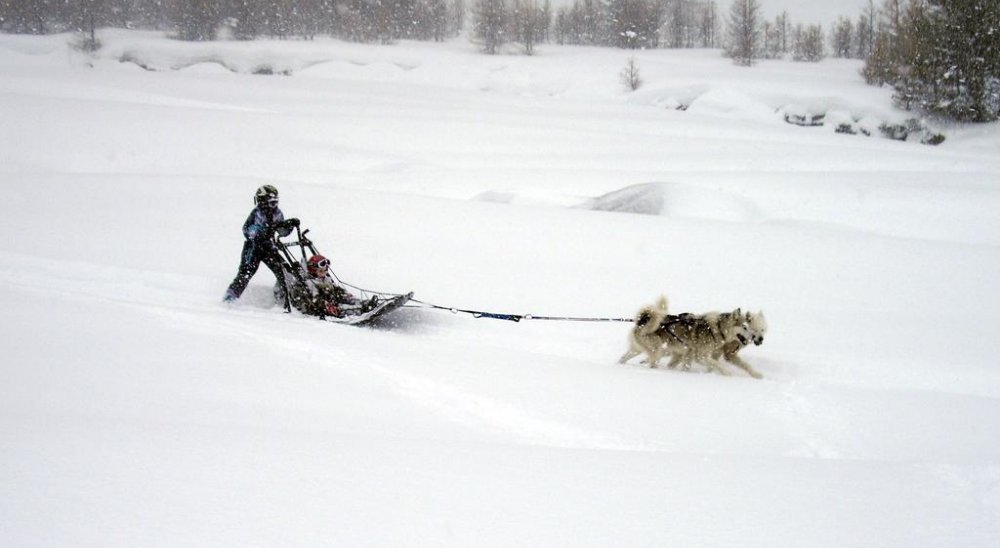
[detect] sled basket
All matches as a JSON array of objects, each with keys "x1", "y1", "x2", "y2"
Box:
[{"x1": 272, "y1": 226, "x2": 412, "y2": 325}]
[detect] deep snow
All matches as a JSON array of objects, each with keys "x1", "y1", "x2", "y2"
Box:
[{"x1": 1, "y1": 31, "x2": 999, "y2": 547}]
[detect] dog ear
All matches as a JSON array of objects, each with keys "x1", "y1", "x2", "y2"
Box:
[{"x1": 734, "y1": 307, "x2": 742, "y2": 317}]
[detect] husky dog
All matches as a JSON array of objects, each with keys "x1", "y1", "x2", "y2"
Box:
[
  {"x1": 709, "y1": 310, "x2": 767, "y2": 378},
  {"x1": 618, "y1": 295, "x2": 671, "y2": 366},
  {"x1": 659, "y1": 309, "x2": 749, "y2": 376},
  {"x1": 619, "y1": 297, "x2": 767, "y2": 379}
]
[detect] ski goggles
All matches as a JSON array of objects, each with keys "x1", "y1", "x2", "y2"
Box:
[{"x1": 315, "y1": 259, "x2": 330, "y2": 268}]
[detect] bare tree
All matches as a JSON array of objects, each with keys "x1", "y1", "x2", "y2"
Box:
[
  {"x1": 831, "y1": 16, "x2": 853, "y2": 58},
  {"x1": 665, "y1": 0, "x2": 695, "y2": 48},
  {"x1": 553, "y1": 0, "x2": 605, "y2": 45},
  {"x1": 509, "y1": 0, "x2": 547, "y2": 55},
  {"x1": 792, "y1": 23, "x2": 824, "y2": 62},
  {"x1": 620, "y1": 56, "x2": 642, "y2": 90},
  {"x1": 760, "y1": 19, "x2": 782, "y2": 58},
  {"x1": 451, "y1": 0, "x2": 465, "y2": 35},
  {"x1": 854, "y1": 0, "x2": 876, "y2": 58},
  {"x1": 425, "y1": 0, "x2": 450, "y2": 41},
  {"x1": 861, "y1": 0, "x2": 910, "y2": 84},
  {"x1": 696, "y1": 0, "x2": 720, "y2": 48},
  {"x1": 471, "y1": 0, "x2": 506, "y2": 53},
  {"x1": 75, "y1": 0, "x2": 106, "y2": 50},
  {"x1": 774, "y1": 9, "x2": 790, "y2": 54}
]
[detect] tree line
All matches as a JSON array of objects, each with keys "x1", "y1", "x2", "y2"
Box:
[
  {"x1": 861, "y1": 0, "x2": 999, "y2": 122},
  {"x1": 718, "y1": 0, "x2": 999, "y2": 121},
  {"x1": 0, "y1": 0, "x2": 752, "y2": 53},
  {"x1": 0, "y1": 0, "x2": 465, "y2": 44},
  {"x1": 469, "y1": 0, "x2": 721, "y2": 53},
  {"x1": 722, "y1": 0, "x2": 825, "y2": 65},
  {"x1": 0, "y1": 0, "x2": 828, "y2": 57},
  {"x1": 4, "y1": 0, "x2": 996, "y2": 121}
]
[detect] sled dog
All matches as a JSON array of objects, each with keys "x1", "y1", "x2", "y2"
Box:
[
  {"x1": 709, "y1": 310, "x2": 767, "y2": 379},
  {"x1": 618, "y1": 295, "x2": 671, "y2": 366},
  {"x1": 658, "y1": 309, "x2": 750, "y2": 376},
  {"x1": 619, "y1": 296, "x2": 767, "y2": 378}
]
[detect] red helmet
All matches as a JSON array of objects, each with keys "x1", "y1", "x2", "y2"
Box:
[{"x1": 307, "y1": 254, "x2": 330, "y2": 277}]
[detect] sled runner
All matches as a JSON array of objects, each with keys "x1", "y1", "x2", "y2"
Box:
[
  {"x1": 324, "y1": 291, "x2": 413, "y2": 326},
  {"x1": 272, "y1": 225, "x2": 412, "y2": 326}
]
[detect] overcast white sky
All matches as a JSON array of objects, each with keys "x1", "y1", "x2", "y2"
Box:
[{"x1": 759, "y1": 0, "x2": 873, "y2": 26}]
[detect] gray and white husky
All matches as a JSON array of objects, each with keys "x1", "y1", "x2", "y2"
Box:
[
  {"x1": 619, "y1": 296, "x2": 767, "y2": 378},
  {"x1": 709, "y1": 309, "x2": 767, "y2": 378}
]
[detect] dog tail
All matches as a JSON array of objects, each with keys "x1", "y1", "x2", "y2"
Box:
[{"x1": 635, "y1": 295, "x2": 669, "y2": 335}]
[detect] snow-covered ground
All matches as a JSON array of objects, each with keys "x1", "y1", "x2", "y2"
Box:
[{"x1": 2, "y1": 30, "x2": 999, "y2": 547}]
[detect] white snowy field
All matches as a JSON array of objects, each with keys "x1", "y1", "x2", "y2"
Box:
[{"x1": 2, "y1": 30, "x2": 999, "y2": 547}]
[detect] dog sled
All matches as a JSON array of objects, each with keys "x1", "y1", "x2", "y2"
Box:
[{"x1": 273, "y1": 225, "x2": 412, "y2": 326}]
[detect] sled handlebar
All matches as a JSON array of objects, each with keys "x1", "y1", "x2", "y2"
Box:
[{"x1": 276, "y1": 228, "x2": 311, "y2": 248}]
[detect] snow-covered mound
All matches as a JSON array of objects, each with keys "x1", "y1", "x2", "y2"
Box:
[
  {"x1": 582, "y1": 182, "x2": 668, "y2": 214},
  {"x1": 582, "y1": 182, "x2": 762, "y2": 223}
]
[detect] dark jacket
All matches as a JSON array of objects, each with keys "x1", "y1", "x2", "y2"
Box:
[{"x1": 243, "y1": 206, "x2": 292, "y2": 243}]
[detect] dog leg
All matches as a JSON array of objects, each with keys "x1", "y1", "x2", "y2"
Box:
[
  {"x1": 677, "y1": 350, "x2": 700, "y2": 372},
  {"x1": 664, "y1": 352, "x2": 684, "y2": 370},
  {"x1": 725, "y1": 353, "x2": 763, "y2": 379},
  {"x1": 655, "y1": 345, "x2": 673, "y2": 368},
  {"x1": 618, "y1": 346, "x2": 641, "y2": 364},
  {"x1": 703, "y1": 357, "x2": 731, "y2": 376}
]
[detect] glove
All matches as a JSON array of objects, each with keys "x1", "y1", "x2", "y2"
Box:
[
  {"x1": 268, "y1": 218, "x2": 293, "y2": 232},
  {"x1": 281, "y1": 218, "x2": 300, "y2": 229},
  {"x1": 325, "y1": 303, "x2": 342, "y2": 317}
]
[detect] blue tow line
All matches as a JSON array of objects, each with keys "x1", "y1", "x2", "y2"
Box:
[{"x1": 405, "y1": 298, "x2": 634, "y2": 323}]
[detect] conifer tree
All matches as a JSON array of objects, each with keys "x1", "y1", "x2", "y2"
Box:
[
  {"x1": 724, "y1": 0, "x2": 761, "y2": 66},
  {"x1": 863, "y1": 0, "x2": 1000, "y2": 121},
  {"x1": 911, "y1": 0, "x2": 999, "y2": 121},
  {"x1": 172, "y1": 0, "x2": 222, "y2": 41}
]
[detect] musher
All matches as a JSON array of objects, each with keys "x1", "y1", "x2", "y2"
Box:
[{"x1": 223, "y1": 185, "x2": 299, "y2": 307}]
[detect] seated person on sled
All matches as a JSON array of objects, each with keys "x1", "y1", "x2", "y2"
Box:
[{"x1": 296, "y1": 254, "x2": 377, "y2": 318}]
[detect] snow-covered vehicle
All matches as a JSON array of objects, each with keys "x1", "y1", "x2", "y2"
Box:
[{"x1": 272, "y1": 225, "x2": 412, "y2": 326}]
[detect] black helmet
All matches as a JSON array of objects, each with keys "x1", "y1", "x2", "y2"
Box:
[{"x1": 255, "y1": 185, "x2": 278, "y2": 208}]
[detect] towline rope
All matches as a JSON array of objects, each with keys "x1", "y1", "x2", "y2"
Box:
[
  {"x1": 328, "y1": 273, "x2": 633, "y2": 323},
  {"x1": 281, "y1": 231, "x2": 630, "y2": 323},
  {"x1": 405, "y1": 298, "x2": 635, "y2": 323}
]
